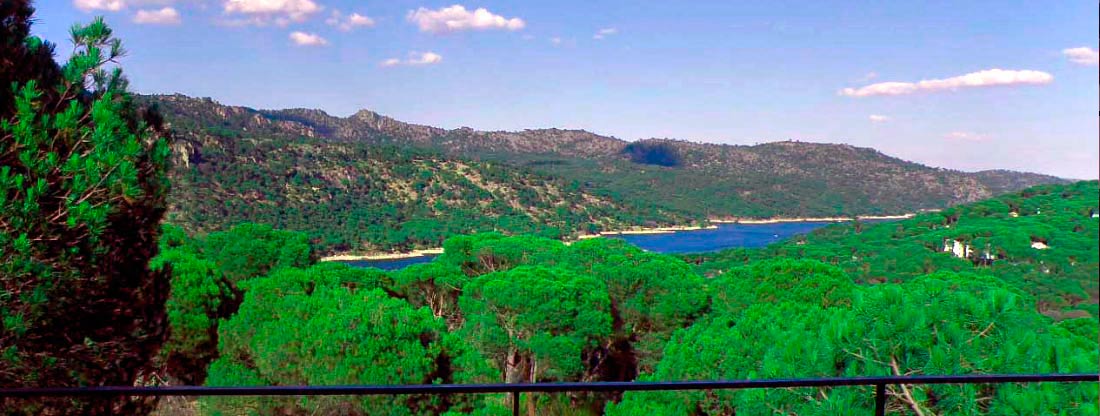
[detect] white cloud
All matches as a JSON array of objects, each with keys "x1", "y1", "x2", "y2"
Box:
[
  {"x1": 593, "y1": 27, "x2": 617, "y2": 40},
  {"x1": 1063, "y1": 47, "x2": 1099, "y2": 66},
  {"x1": 381, "y1": 51, "x2": 443, "y2": 67},
  {"x1": 223, "y1": 0, "x2": 322, "y2": 25},
  {"x1": 133, "y1": 7, "x2": 181, "y2": 24},
  {"x1": 862, "y1": 71, "x2": 878, "y2": 81},
  {"x1": 409, "y1": 51, "x2": 442, "y2": 65},
  {"x1": 289, "y1": 31, "x2": 328, "y2": 46},
  {"x1": 549, "y1": 37, "x2": 562, "y2": 46},
  {"x1": 840, "y1": 69, "x2": 1053, "y2": 97},
  {"x1": 74, "y1": 0, "x2": 126, "y2": 11},
  {"x1": 406, "y1": 5, "x2": 524, "y2": 34},
  {"x1": 868, "y1": 114, "x2": 889, "y2": 123},
  {"x1": 944, "y1": 131, "x2": 988, "y2": 141},
  {"x1": 326, "y1": 10, "x2": 375, "y2": 31}
]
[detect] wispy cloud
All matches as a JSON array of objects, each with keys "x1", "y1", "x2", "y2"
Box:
[
  {"x1": 1063, "y1": 47, "x2": 1099, "y2": 66},
  {"x1": 223, "y1": 0, "x2": 322, "y2": 26},
  {"x1": 861, "y1": 71, "x2": 878, "y2": 81},
  {"x1": 289, "y1": 31, "x2": 328, "y2": 46},
  {"x1": 944, "y1": 131, "x2": 988, "y2": 141},
  {"x1": 550, "y1": 37, "x2": 562, "y2": 46},
  {"x1": 593, "y1": 27, "x2": 617, "y2": 40},
  {"x1": 133, "y1": 7, "x2": 180, "y2": 24},
  {"x1": 840, "y1": 69, "x2": 1053, "y2": 97},
  {"x1": 407, "y1": 5, "x2": 524, "y2": 34},
  {"x1": 326, "y1": 10, "x2": 374, "y2": 31},
  {"x1": 74, "y1": 0, "x2": 126, "y2": 11},
  {"x1": 868, "y1": 114, "x2": 890, "y2": 123},
  {"x1": 408, "y1": 51, "x2": 442, "y2": 65},
  {"x1": 381, "y1": 51, "x2": 443, "y2": 67}
]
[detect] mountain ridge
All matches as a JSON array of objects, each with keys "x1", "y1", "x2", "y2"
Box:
[
  {"x1": 140, "y1": 93, "x2": 1070, "y2": 251},
  {"x1": 303, "y1": 99, "x2": 1068, "y2": 187},
  {"x1": 148, "y1": 93, "x2": 1068, "y2": 183},
  {"x1": 283, "y1": 99, "x2": 1067, "y2": 181}
]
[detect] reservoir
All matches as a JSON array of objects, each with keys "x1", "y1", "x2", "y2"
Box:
[
  {"x1": 343, "y1": 255, "x2": 441, "y2": 271},
  {"x1": 608, "y1": 221, "x2": 838, "y2": 253},
  {"x1": 345, "y1": 221, "x2": 847, "y2": 270}
]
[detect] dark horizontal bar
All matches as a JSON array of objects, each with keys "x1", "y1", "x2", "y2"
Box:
[{"x1": 2, "y1": 374, "x2": 1096, "y2": 398}]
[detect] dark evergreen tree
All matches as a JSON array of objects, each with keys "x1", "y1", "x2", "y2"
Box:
[{"x1": 0, "y1": 2, "x2": 172, "y2": 414}]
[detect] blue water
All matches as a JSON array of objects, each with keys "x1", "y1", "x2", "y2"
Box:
[
  {"x1": 608, "y1": 221, "x2": 838, "y2": 254},
  {"x1": 344, "y1": 255, "x2": 438, "y2": 271},
  {"x1": 344, "y1": 221, "x2": 845, "y2": 270}
]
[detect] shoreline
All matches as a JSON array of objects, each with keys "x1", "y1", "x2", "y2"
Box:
[
  {"x1": 710, "y1": 214, "x2": 915, "y2": 224},
  {"x1": 320, "y1": 214, "x2": 916, "y2": 262},
  {"x1": 320, "y1": 224, "x2": 717, "y2": 261},
  {"x1": 597, "y1": 225, "x2": 719, "y2": 235},
  {"x1": 320, "y1": 248, "x2": 444, "y2": 262}
]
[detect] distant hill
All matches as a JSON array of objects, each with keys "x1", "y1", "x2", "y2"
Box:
[
  {"x1": 971, "y1": 169, "x2": 1074, "y2": 195},
  {"x1": 693, "y1": 181, "x2": 1100, "y2": 319},
  {"x1": 145, "y1": 95, "x2": 684, "y2": 254},
  {"x1": 142, "y1": 94, "x2": 1069, "y2": 250},
  {"x1": 194, "y1": 95, "x2": 1064, "y2": 215}
]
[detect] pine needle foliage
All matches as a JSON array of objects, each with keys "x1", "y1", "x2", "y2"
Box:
[{"x1": 1, "y1": 2, "x2": 172, "y2": 414}]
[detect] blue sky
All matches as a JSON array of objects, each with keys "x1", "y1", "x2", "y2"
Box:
[{"x1": 32, "y1": 1, "x2": 1100, "y2": 178}]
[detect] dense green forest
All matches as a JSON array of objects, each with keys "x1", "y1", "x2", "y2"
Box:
[
  {"x1": 141, "y1": 182, "x2": 1099, "y2": 415},
  {"x1": 144, "y1": 94, "x2": 1066, "y2": 254},
  {"x1": 3, "y1": 6, "x2": 1097, "y2": 416},
  {"x1": 690, "y1": 180, "x2": 1100, "y2": 319}
]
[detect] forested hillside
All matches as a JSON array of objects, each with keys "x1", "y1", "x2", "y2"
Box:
[
  {"x1": 5, "y1": 5, "x2": 1095, "y2": 416},
  {"x1": 248, "y1": 97, "x2": 1068, "y2": 217},
  {"x1": 148, "y1": 95, "x2": 684, "y2": 254},
  {"x1": 143, "y1": 94, "x2": 1066, "y2": 253},
  {"x1": 150, "y1": 206, "x2": 1099, "y2": 415},
  {"x1": 498, "y1": 139, "x2": 1034, "y2": 218},
  {"x1": 692, "y1": 181, "x2": 1100, "y2": 319}
]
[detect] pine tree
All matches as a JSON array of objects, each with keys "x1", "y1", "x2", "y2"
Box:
[{"x1": 1, "y1": 1, "x2": 172, "y2": 414}]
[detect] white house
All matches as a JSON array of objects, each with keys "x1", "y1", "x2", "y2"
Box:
[{"x1": 943, "y1": 239, "x2": 970, "y2": 258}]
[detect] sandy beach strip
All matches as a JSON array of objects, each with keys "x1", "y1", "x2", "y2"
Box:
[
  {"x1": 320, "y1": 248, "x2": 445, "y2": 262},
  {"x1": 710, "y1": 213, "x2": 914, "y2": 224},
  {"x1": 598, "y1": 225, "x2": 718, "y2": 235}
]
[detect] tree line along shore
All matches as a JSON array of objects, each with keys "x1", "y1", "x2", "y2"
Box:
[{"x1": 318, "y1": 214, "x2": 919, "y2": 261}]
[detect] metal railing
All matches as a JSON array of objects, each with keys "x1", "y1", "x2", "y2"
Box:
[{"x1": 2, "y1": 373, "x2": 1097, "y2": 416}]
